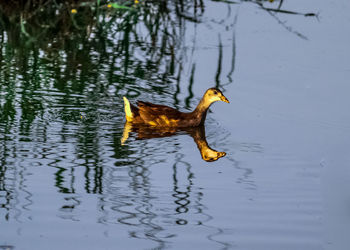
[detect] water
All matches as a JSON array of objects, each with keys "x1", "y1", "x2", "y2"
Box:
[{"x1": 1, "y1": 1, "x2": 350, "y2": 249}]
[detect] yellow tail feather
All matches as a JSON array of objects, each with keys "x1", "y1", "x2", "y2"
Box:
[{"x1": 123, "y1": 96, "x2": 133, "y2": 121}]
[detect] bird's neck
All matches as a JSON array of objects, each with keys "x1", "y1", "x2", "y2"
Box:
[{"x1": 191, "y1": 98, "x2": 212, "y2": 125}]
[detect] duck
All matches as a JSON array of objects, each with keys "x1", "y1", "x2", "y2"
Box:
[{"x1": 123, "y1": 88, "x2": 229, "y2": 127}]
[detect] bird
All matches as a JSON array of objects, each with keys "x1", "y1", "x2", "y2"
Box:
[{"x1": 123, "y1": 88, "x2": 229, "y2": 127}]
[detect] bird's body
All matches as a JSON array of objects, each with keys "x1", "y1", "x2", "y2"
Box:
[{"x1": 123, "y1": 88, "x2": 229, "y2": 128}]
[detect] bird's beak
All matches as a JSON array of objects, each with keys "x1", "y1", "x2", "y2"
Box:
[{"x1": 220, "y1": 95, "x2": 230, "y2": 103}]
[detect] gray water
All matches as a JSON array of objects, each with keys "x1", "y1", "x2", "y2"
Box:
[{"x1": 1, "y1": 1, "x2": 350, "y2": 249}]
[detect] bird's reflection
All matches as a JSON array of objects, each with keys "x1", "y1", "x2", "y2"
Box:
[{"x1": 121, "y1": 122, "x2": 226, "y2": 162}]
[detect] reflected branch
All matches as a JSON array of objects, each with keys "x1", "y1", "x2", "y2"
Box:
[
  {"x1": 261, "y1": 6, "x2": 317, "y2": 17},
  {"x1": 278, "y1": 0, "x2": 284, "y2": 10},
  {"x1": 172, "y1": 153, "x2": 193, "y2": 225},
  {"x1": 265, "y1": 9, "x2": 308, "y2": 40},
  {"x1": 215, "y1": 34, "x2": 223, "y2": 88},
  {"x1": 226, "y1": 7, "x2": 238, "y2": 83},
  {"x1": 240, "y1": 0, "x2": 317, "y2": 40},
  {"x1": 185, "y1": 63, "x2": 195, "y2": 109}
]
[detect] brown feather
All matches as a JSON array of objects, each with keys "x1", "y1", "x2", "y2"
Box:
[
  {"x1": 130, "y1": 103, "x2": 139, "y2": 116},
  {"x1": 137, "y1": 101, "x2": 182, "y2": 126},
  {"x1": 124, "y1": 88, "x2": 229, "y2": 127}
]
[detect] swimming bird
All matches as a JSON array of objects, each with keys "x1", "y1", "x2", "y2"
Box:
[{"x1": 123, "y1": 88, "x2": 229, "y2": 127}]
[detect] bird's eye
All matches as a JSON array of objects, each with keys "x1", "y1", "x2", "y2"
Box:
[{"x1": 213, "y1": 90, "x2": 218, "y2": 95}]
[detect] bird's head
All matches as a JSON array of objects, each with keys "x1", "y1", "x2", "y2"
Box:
[{"x1": 204, "y1": 88, "x2": 230, "y2": 104}]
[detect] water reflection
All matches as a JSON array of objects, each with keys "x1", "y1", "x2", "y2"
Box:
[
  {"x1": 98, "y1": 145, "x2": 229, "y2": 249},
  {"x1": 99, "y1": 153, "x2": 168, "y2": 249},
  {"x1": 172, "y1": 153, "x2": 193, "y2": 225},
  {"x1": 0, "y1": 246, "x2": 14, "y2": 250},
  {"x1": 0, "y1": 0, "x2": 317, "y2": 248},
  {"x1": 121, "y1": 122, "x2": 226, "y2": 162}
]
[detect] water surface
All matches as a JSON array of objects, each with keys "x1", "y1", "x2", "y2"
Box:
[{"x1": 1, "y1": 1, "x2": 350, "y2": 249}]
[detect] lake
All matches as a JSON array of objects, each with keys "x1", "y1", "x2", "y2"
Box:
[{"x1": 1, "y1": 0, "x2": 350, "y2": 249}]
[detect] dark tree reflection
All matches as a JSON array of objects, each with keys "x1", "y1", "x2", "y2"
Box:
[{"x1": 0, "y1": 0, "x2": 206, "y2": 206}]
